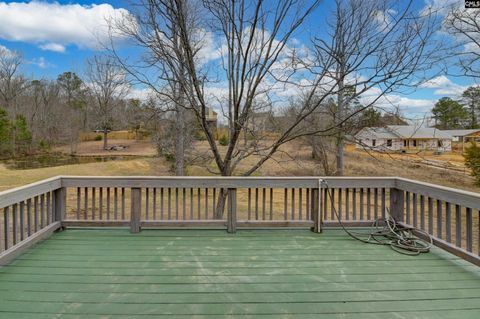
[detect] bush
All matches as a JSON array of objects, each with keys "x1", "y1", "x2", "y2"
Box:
[
  {"x1": 219, "y1": 134, "x2": 228, "y2": 146},
  {"x1": 94, "y1": 135, "x2": 103, "y2": 141},
  {"x1": 464, "y1": 142, "x2": 480, "y2": 186}
]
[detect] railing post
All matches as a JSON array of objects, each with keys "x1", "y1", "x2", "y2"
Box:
[
  {"x1": 130, "y1": 188, "x2": 141, "y2": 233},
  {"x1": 227, "y1": 188, "x2": 237, "y2": 233},
  {"x1": 311, "y1": 186, "x2": 321, "y2": 233},
  {"x1": 389, "y1": 188, "x2": 404, "y2": 222},
  {"x1": 54, "y1": 187, "x2": 66, "y2": 226}
]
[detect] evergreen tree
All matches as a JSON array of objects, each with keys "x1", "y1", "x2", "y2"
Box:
[
  {"x1": 0, "y1": 107, "x2": 11, "y2": 156},
  {"x1": 462, "y1": 86, "x2": 480, "y2": 129},
  {"x1": 431, "y1": 97, "x2": 468, "y2": 129},
  {"x1": 465, "y1": 143, "x2": 480, "y2": 186}
]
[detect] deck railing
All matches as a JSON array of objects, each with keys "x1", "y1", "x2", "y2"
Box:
[{"x1": 0, "y1": 176, "x2": 479, "y2": 266}]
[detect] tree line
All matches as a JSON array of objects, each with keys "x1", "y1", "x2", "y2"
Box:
[{"x1": 431, "y1": 87, "x2": 480, "y2": 130}]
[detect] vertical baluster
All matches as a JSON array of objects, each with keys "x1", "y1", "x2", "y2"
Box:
[
  {"x1": 46, "y1": 192, "x2": 51, "y2": 225},
  {"x1": 338, "y1": 188, "x2": 342, "y2": 221},
  {"x1": 323, "y1": 188, "x2": 328, "y2": 220},
  {"x1": 34, "y1": 196, "x2": 39, "y2": 232},
  {"x1": 291, "y1": 188, "x2": 295, "y2": 220},
  {"x1": 420, "y1": 195, "x2": 425, "y2": 230},
  {"x1": 190, "y1": 188, "x2": 193, "y2": 220},
  {"x1": 352, "y1": 189, "x2": 357, "y2": 220},
  {"x1": 296, "y1": 188, "x2": 301, "y2": 220},
  {"x1": 284, "y1": 188, "x2": 288, "y2": 220},
  {"x1": 255, "y1": 188, "x2": 259, "y2": 220},
  {"x1": 466, "y1": 207, "x2": 473, "y2": 252},
  {"x1": 367, "y1": 189, "x2": 371, "y2": 220},
  {"x1": 381, "y1": 188, "x2": 386, "y2": 218},
  {"x1": 162, "y1": 188, "x2": 166, "y2": 220},
  {"x1": 262, "y1": 188, "x2": 266, "y2": 220},
  {"x1": 345, "y1": 188, "x2": 350, "y2": 221},
  {"x1": 76, "y1": 187, "x2": 81, "y2": 220},
  {"x1": 306, "y1": 188, "x2": 310, "y2": 220},
  {"x1": 270, "y1": 188, "x2": 273, "y2": 221},
  {"x1": 121, "y1": 188, "x2": 126, "y2": 220},
  {"x1": 114, "y1": 188, "x2": 118, "y2": 220},
  {"x1": 445, "y1": 202, "x2": 452, "y2": 243},
  {"x1": 40, "y1": 194, "x2": 45, "y2": 228},
  {"x1": 405, "y1": 192, "x2": 411, "y2": 225},
  {"x1": 374, "y1": 188, "x2": 378, "y2": 219},
  {"x1": 99, "y1": 187, "x2": 103, "y2": 220},
  {"x1": 145, "y1": 188, "x2": 150, "y2": 220},
  {"x1": 428, "y1": 197, "x2": 433, "y2": 235},
  {"x1": 197, "y1": 188, "x2": 201, "y2": 220},
  {"x1": 205, "y1": 188, "x2": 209, "y2": 220},
  {"x1": 182, "y1": 188, "x2": 186, "y2": 220},
  {"x1": 248, "y1": 188, "x2": 252, "y2": 220},
  {"x1": 359, "y1": 188, "x2": 364, "y2": 220},
  {"x1": 91, "y1": 188, "x2": 96, "y2": 220},
  {"x1": 455, "y1": 204, "x2": 461, "y2": 247},
  {"x1": 168, "y1": 188, "x2": 172, "y2": 220},
  {"x1": 12, "y1": 204, "x2": 17, "y2": 245},
  {"x1": 19, "y1": 202, "x2": 25, "y2": 241},
  {"x1": 437, "y1": 200, "x2": 442, "y2": 239},
  {"x1": 330, "y1": 189, "x2": 335, "y2": 220},
  {"x1": 26, "y1": 198, "x2": 32, "y2": 237},
  {"x1": 4, "y1": 207, "x2": 9, "y2": 250},
  {"x1": 413, "y1": 193, "x2": 418, "y2": 227},
  {"x1": 212, "y1": 188, "x2": 216, "y2": 218},
  {"x1": 153, "y1": 188, "x2": 157, "y2": 220},
  {"x1": 175, "y1": 188, "x2": 179, "y2": 220},
  {"x1": 84, "y1": 187, "x2": 88, "y2": 220},
  {"x1": 106, "y1": 187, "x2": 111, "y2": 220}
]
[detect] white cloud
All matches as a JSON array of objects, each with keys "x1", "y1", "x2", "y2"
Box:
[
  {"x1": 419, "y1": 75, "x2": 467, "y2": 95},
  {"x1": 29, "y1": 57, "x2": 54, "y2": 69},
  {"x1": 0, "y1": 1, "x2": 130, "y2": 52},
  {"x1": 39, "y1": 43, "x2": 66, "y2": 53}
]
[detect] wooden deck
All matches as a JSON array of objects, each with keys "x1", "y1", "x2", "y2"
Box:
[{"x1": 0, "y1": 229, "x2": 480, "y2": 318}]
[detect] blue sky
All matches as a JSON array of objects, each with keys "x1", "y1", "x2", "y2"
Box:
[{"x1": 0, "y1": 0, "x2": 476, "y2": 120}]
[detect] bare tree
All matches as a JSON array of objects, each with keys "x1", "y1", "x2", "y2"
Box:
[
  {"x1": 110, "y1": 0, "x2": 444, "y2": 215},
  {"x1": 298, "y1": 0, "x2": 446, "y2": 175},
  {"x1": 0, "y1": 46, "x2": 28, "y2": 155},
  {"x1": 87, "y1": 55, "x2": 129, "y2": 150},
  {"x1": 445, "y1": 6, "x2": 480, "y2": 78}
]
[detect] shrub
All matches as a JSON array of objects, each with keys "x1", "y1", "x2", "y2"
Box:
[
  {"x1": 464, "y1": 142, "x2": 480, "y2": 186},
  {"x1": 95, "y1": 135, "x2": 103, "y2": 141},
  {"x1": 219, "y1": 134, "x2": 228, "y2": 146}
]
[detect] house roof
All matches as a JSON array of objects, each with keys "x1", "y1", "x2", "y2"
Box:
[
  {"x1": 442, "y1": 129, "x2": 480, "y2": 137},
  {"x1": 356, "y1": 125, "x2": 452, "y2": 139}
]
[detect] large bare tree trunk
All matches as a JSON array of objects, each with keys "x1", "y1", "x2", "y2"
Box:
[
  {"x1": 103, "y1": 129, "x2": 108, "y2": 150},
  {"x1": 175, "y1": 105, "x2": 185, "y2": 176}
]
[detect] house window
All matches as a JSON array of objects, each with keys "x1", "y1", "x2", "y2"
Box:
[
  {"x1": 387, "y1": 139, "x2": 392, "y2": 147},
  {"x1": 404, "y1": 140, "x2": 407, "y2": 147},
  {"x1": 372, "y1": 139, "x2": 376, "y2": 147},
  {"x1": 413, "y1": 140, "x2": 417, "y2": 147},
  {"x1": 438, "y1": 140, "x2": 443, "y2": 147}
]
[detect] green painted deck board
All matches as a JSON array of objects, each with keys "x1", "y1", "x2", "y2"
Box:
[{"x1": 0, "y1": 229, "x2": 479, "y2": 318}]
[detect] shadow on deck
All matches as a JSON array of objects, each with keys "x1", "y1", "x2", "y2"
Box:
[{"x1": 0, "y1": 229, "x2": 479, "y2": 318}]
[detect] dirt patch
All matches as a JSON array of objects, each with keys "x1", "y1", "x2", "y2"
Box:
[{"x1": 55, "y1": 139, "x2": 157, "y2": 157}]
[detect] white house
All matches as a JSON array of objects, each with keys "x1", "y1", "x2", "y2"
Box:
[
  {"x1": 355, "y1": 125, "x2": 452, "y2": 152},
  {"x1": 442, "y1": 129, "x2": 480, "y2": 142}
]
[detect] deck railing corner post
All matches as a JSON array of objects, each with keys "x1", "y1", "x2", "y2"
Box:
[
  {"x1": 130, "y1": 187, "x2": 141, "y2": 233},
  {"x1": 311, "y1": 185, "x2": 321, "y2": 233},
  {"x1": 53, "y1": 187, "x2": 66, "y2": 229},
  {"x1": 389, "y1": 188, "x2": 405, "y2": 222},
  {"x1": 227, "y1": 188, "x2": 237, "y2": 233}
]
